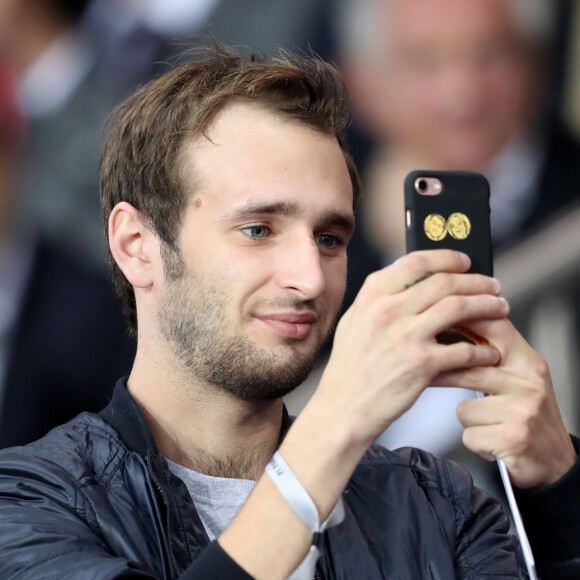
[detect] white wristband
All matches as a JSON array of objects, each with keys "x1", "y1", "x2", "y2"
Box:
[
  {"x1": 265, "y1": 451, "x2": 345, "y2": 579},
  {"x1": 265, "y1": 451, "x2": 344, "y2": 533}
]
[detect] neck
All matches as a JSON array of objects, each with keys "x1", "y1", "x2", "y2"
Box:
[{"x1": 128, "y1": 343, "x2": 285, "y2": 480}]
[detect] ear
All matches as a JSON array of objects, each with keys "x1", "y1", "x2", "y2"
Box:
[{"x1": 108, "y1": 202, "x2": 158, "y2": 289}]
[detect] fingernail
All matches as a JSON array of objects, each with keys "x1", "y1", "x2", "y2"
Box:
[
  {"x1": 458, "y1": 253, "x2": 470, "y2": 268},
  {"x1": 500, "y1": 297, "x2": 509, "y2": 312},
  {"x1": 491, "y1": 277, "x2": 501, "y2": 293}
]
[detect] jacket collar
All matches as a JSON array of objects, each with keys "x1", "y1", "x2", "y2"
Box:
[
  {"x1": 99, "y1": 378, "x2": 159, "y2": 455},
  {"x1": 99, "y1": 377, "x2": 292, "y2": 457}
]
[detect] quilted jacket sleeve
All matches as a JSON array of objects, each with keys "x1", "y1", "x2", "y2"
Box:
[
  {"x1": 0, "y1": 446, "x2": 252, "y2": 579},
  {"x1": 0, "y1": 448, "x2": 157, "y2": 578},
  {"x1": 515, "y1": 435, "x2": 580, "y2": 579},
  {"x1": 447, "y1": 436, "x2": 580, "y2": 580},
  {"x1": 431, "y1": 454, "x2": 524, "y2": 579}
]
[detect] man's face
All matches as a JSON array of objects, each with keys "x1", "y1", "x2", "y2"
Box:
[
  {"x1": 351, "y1": 0, "x2": 540, "y2": 169},
  {"x1": 155, "y1": 104, "x2": 354, "y2": 400}
]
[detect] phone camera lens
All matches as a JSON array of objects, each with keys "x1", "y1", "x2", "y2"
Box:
[{"x1": 418, "y1": 179, "x2": 427, "y2": 192}]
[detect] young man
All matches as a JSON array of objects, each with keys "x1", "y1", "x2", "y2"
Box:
[{"x1": 0, "y1": 46, "x2": 578, "y2": 579}]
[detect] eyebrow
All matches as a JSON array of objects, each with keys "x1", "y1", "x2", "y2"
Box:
[
  {"x1": 219, "y1": 200, "x2": 355, "y2": 232},
  {"x1": 219, "y1": 200, "x2": 300, "y2": 220}
]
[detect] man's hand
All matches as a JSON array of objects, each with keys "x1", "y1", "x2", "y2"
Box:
[
  {"x1": 432, "y1": 318, "x2": 577, "y2": 489},
  {"x1": 311, "y1": 249, "x2": 508, "y2": 448},
  {"x1": 265, "y1": 249, "x2": 510, "y2": 569}
]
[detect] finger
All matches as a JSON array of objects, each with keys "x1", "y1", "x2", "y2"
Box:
[
  {"x1": 363, "y1": 250, "x2": 470, "y2": 298},
  {"x1": 432, "y1": 330, "x2": 549, "y2": 396},
  {"x1": 399, "y1": 272, "x2": 501, "y2": 316},
  {"x1": 456, "y1": 394, "x2": 515, "y2": 427},
  {"x1": 455, "y1": 318, "x2": 526, "y2": 362},
  {"x1": 428, "y1": 341, "x2": 501, "y2": 376},
  {"x1": 462, "y1": 423, "x2": 576, "y2": 488},
  {"x1": 416, "y1": 294, "x2": 510, "y2": 339},
  {"x1": 462, "y1": 423, "x2": 509, "y2": 460},
  {"x1": 431, "y1": 366, "x2": 526, "y2": 396},
  {"x1": 462, "y1": 422, "x2": 541, "y2": 467}
]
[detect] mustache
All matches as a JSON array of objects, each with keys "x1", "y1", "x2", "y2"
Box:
[{"x1": 249, "y1": 297, "x2": 327, "y2": 319}]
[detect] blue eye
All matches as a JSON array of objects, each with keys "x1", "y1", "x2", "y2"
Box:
[
  {"x1": 316, "y1": 234, "x2": 340, "y2": 249},
  {"x1": 241, "y1": 225, "x2": 270, "y2": 239}
]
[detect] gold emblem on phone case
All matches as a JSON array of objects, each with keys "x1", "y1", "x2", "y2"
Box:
[
  {"x1": 447, "y1": 212, "x2": 471, "y2": 240},
  {"x1": 424, "y1": 213, "x2": 447, "y2": 241},
  {"x1": 424, "y1": 212, "x2": 471, "y2": 241}
]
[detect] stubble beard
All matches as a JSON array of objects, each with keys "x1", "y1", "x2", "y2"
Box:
[{"x1": 156, "y1": 261, "x2": 336, "y2": 401}]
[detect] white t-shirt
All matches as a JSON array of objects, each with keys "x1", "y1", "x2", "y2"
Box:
[{"x1": 167, "y1": 459, "x2": 256, "y2": 541}]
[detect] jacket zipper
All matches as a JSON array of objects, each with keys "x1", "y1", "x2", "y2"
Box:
[{"x1": 147, "y1": 454, "x2": 179, "y2": 579}]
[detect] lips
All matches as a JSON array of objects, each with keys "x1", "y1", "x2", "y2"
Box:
[{"x1": 253, "y1": 312, "x2": 317, "y2": 339}]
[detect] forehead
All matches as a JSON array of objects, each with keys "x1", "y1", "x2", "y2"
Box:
[
  {"x1": 178, "y1": 103, "x2": 354, "y2": 217},
  {"x1": 383, "y1": 0, "x2": 517, "y2": 52}
]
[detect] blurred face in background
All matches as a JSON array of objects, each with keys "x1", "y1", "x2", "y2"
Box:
[{"x1": 345, "y1": 0, "x2": 544, "y2": 169}]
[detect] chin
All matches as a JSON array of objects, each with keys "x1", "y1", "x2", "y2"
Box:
[
  {"x1": 269, "y1": 341, "x2": 319, "y2": 362},
  {"x1": 436, "y1": 146, "x2": 495, "y2": 171}
]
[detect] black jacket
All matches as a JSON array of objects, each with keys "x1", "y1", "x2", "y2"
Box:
[
  {"x1": 0, "y1": 379, "x2": 579, "y2": 579},
  {"x1": 0, "y1": 240, "x2": 135, "y2": 448}
]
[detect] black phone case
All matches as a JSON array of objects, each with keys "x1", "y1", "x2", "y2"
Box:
[{"x1": 404, "y1": 170, "x2": 493, "y2": 276}]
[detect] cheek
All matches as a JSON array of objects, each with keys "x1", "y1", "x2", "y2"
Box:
[
  {"x1": 324, "y1": 260, "x2": 348, "y2": 304},
  {"x1": 225, "y1": 251, "x2": 276, "y2": 311},
  {"x1": 226, "y1": 247, "x2": 274, "y2": 282},
  {"x1": 487, "y1": 74, "x2": 530, "y2": 122}
]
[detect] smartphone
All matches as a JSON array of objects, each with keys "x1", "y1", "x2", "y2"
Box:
[
  {"x1": 404, "y1": 170, "x2": 493, "y2": 345},
  {"x1": 404, "y1": 170, "x2": 538, "y2": 580},
  {"x1": 404, "y1": 170, "x2": 493, "y2": 277}
]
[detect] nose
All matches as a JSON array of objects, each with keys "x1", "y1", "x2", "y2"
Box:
[
  {"x1": 276, "y1": 234, "x2": 326, "y2": 300},
  {"x1": 437, "y1": 60, "x2": 488, "y2": 115}
]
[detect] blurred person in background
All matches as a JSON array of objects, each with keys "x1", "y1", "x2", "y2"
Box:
[
  {"x1": 336, "y1": 0, "x2": 578, "y2": 262},
  {"x1": 0, "y1": 0, "x2": 135, "y2": 266},
  {"x1": 329, "y1": 0, "x2": 580, "y2": 462},
  {"x1": 85, "y1": 0, "x2": 335, "y2": 63},
  {"x1": 0, "y1": 60, "x2": 134, "y2": 448},
  {"x1": 0, "y1": 0, "x2": 335, "y2": 269}
]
